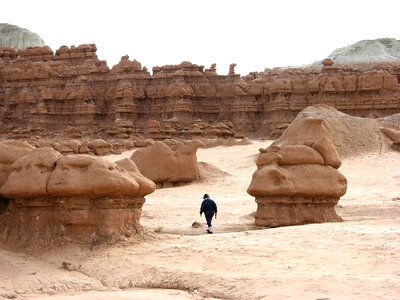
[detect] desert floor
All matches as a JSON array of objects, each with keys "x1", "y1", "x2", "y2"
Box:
[{"x1": 1, "y1": 140, "x2": 399, "y2": 300}]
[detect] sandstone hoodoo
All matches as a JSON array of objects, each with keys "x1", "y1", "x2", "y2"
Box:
[
  {"x1": 0, "y1": 148, "x2": 156, "y2": 249},
  {"x1": 131, "y1": 139, "x2": 204, "y2": 187},
  {"x1": 247, "y1": 116, "x2": 347, "y2": 227}
]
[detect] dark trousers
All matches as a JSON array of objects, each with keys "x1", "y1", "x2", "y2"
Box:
[{"x1": 205, "y1": 213, "x2": 214, "y2": 227}]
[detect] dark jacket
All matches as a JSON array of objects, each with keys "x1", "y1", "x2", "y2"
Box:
[{"x1": 200, "y1": 198, "x2": 217, "y2": 215}]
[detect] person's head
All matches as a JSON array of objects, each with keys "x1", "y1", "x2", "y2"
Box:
[{"x1": 203, "y1": 193, "x2": 209, "y2": 199}]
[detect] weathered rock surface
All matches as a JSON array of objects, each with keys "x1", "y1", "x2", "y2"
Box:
[
  {"x1": 247, "y1": 112, "x2": 347, "y2": 227},
  {"x1": 0, "y1": 141, "x2": 34, "y2": 187},
  {"x1": 0, "y1": 148, "x2": 155, "y2": 250},
  {"x1": 0, "y1": 23, "x2": 45, "y2": 50},
  {"x1": 131, "y1": 139, "x2": 203, "y2": 187},
  {"x1": 326, "y1": 38, "x2": 400, "y2": 64},
  {"x1": 381, "y1": 127, "x2": 400, "y2": 151},
  {"x1": 0, "y1": 44, "x2": 399, "y2": 140}
]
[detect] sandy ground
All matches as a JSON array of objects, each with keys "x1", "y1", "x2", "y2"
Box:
[{"x1": 1, "y1": 140, "x2": 399, "y2": 300}]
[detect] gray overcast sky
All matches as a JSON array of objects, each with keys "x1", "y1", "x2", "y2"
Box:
[{"x1": 1, "y1": 0, "x2": 399, "y2": 75}]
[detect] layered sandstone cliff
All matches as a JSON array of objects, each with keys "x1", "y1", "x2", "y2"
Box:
[{"x1": 0, "y1": 44, "x2": 399, "y2": 139}]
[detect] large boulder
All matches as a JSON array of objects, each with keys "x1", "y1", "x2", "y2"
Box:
[
  {"x1": 131, "y1": 139, "x2": 204, "y2": 187},
  {"x1": 0, "y1": 148, "x2": 155, "y2": 250},
  {"x1": 247, "y1": 116, "x2": 347, "y2": 227}
]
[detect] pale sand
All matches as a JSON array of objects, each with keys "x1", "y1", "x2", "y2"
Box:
[{"x1": 1, "y1": 140, "x2": 399, "y2": 300}]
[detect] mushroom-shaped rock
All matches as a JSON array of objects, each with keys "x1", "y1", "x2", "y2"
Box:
[
  {"x1": 247, "y1": 116, "x2": 347, "y2": 227},
  {"x1": 87, "y1": 139, "x2": 112, "y2": 156},
  {"x1": 0, "y1": 148, "x2": 155, "y2": 250},
  {"x1": 131, "y1": 139, "x2": 204, "y2": 187}
]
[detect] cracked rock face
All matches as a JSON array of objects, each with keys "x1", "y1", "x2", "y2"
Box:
[
  {"x1": 247, "y1": 117, "x2": 347, "y2": 227},
  {"x1": 0, "y1": 147, "x2": 155, "y2": 250}
]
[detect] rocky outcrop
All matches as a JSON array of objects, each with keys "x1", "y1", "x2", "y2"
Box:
[
  {"x1": 0, "y1": 44, "x2": 399, "y2": 139},
  {"x1": 131, "y1": 139, "x2": 203, "y2": 187},
  {"x1": 0, "y1": 23, "x2": 45, "y2": 50},
  {"x1": 247, "y1": 116, "x2": 347, "y2": 227},
  {"x1": 0, "y1": 148, "x2": 155, "y2": 250}
]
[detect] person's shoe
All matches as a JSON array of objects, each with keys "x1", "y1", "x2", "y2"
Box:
[{"x1": 206, "y1": 229, "x2": 213, "y2": 234}]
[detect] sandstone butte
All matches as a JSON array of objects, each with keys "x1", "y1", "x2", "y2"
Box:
[{"x1": 0, "y1": 44, "x2": 399, "y2": 140}]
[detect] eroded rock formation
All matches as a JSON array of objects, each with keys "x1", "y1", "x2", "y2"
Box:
[
  {"x1": 247, "y1": 116, "x2": 347, "y2": 227},
  {"x1": 0, "y1": 141, "x2": 34, "y2": 187},
  {"x1": 0, "y1": 147, "x2": 155, "y2": 249},
  {"x1": 131, "y1": 139, "x2": 203, "y2": 187},
  {"x1": 0, "y1": 44, "x2": 399, "y2": 140}
]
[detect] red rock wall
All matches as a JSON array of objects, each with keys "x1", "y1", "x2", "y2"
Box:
[{"x1": 0, "y1": 45, "x2": 399, "y2": 139}]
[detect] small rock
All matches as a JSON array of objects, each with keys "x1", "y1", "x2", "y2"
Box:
[
  {"x1": 191, "y1": 221, "x2": 202, "y2": 228},
  {"x1": 61, "y1": 261, "x2": 80, "y2": 271}
]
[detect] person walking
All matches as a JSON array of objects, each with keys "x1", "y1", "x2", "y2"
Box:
[{"x1": 200, "y1": 193, "x2": 217, "y2": 234}]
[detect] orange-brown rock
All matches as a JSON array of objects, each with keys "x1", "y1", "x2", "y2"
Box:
[
  {"x1": 0, "y1": 148, "x2": 155, "y2": 249},
  {"x1": 1, "y1": 45, "x2": 399, "y2": 140},
  {"x1": 115, "y1": 158, "x2": 156, "y2": 196},
  {"x1": 247, "y1": 110, "x2": 348, "y2": 227},
  {"x1": 56, "y1": 139, "x2": 81, "y2": 155},
  {"x1": 130, "y1": 139, "x2": 203, "y2": 187},
  {"x1": 87, "y1": 139, "x2": 112, "y2": 156},
  {"x1": 0, "y1": 141, "x2": 34, "y2": 187}
]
